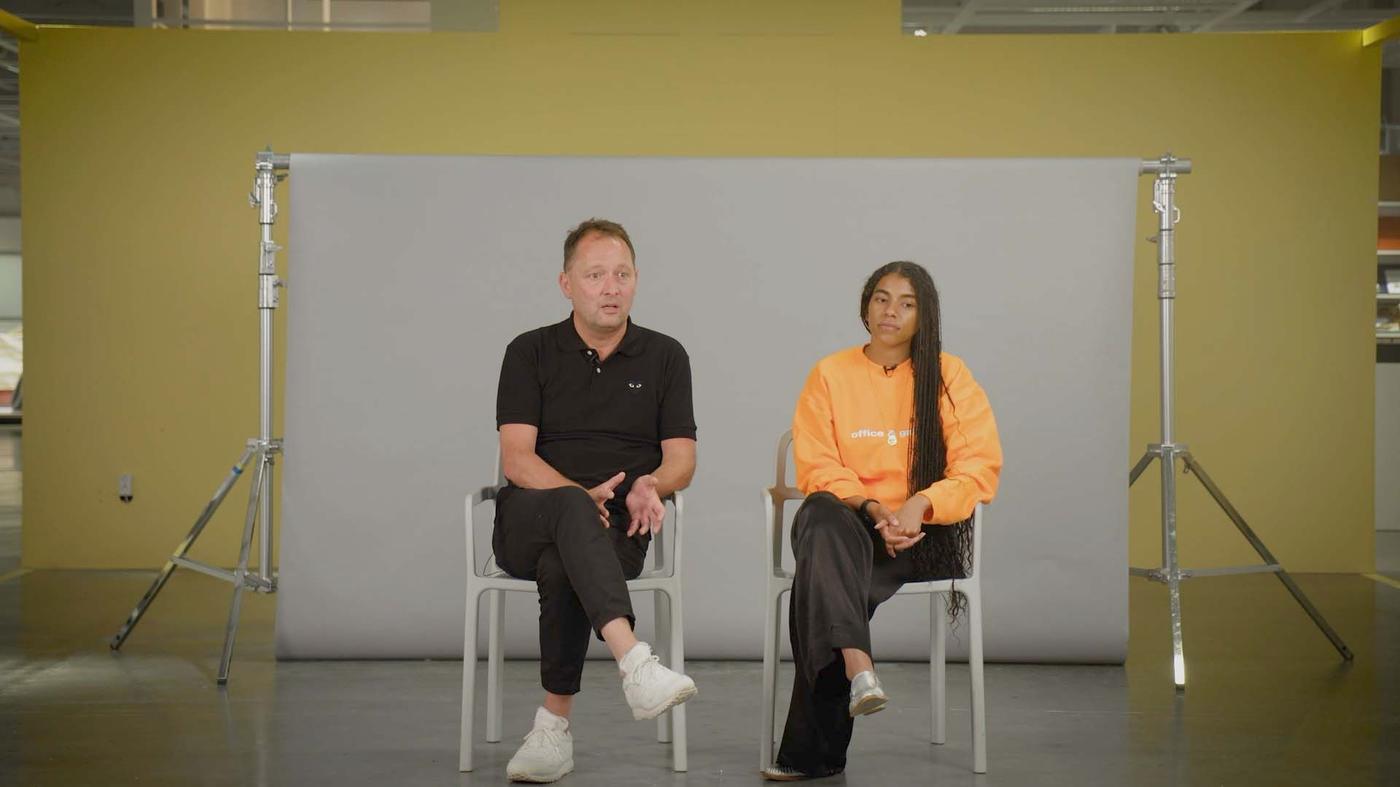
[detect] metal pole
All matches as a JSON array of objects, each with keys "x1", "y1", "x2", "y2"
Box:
[
  {"x1": 108, "y1": 151, "x2": 289, "y2": 682},
  {"x1": 1130, "y1": 154, "x2": 1348, "y2": 689},
  {"x1": 1153, "y1": 165, "x2": 1178, "y2": 447},
  {"x1": 254, "y1": 152, "x2": 283, "y2": 585},
  {"x1": 1149, "y1": 155, "x2": 1187, "y2": 689},
  {"x1": 218, "y1": 454, "x2": 268, "y2": 684}
]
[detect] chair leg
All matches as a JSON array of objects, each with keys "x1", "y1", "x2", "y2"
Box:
[
  {"x1": 760, "y1": 587, "x2": 782, "y2": 771},
  {"x1": 459, "y1": 586, "x2": 480, "y2": 772},
  {"x1": 668, "y1": 585, "x2": 689, "y2": 772},
  {"x1": 486, "y1": 589, "x2": 505, "y2": 743},
  {"x1": 931, "y1": 593, "x2": 947, "y2": 745},
  {"x1": 968, "y1": 589, "x2": 987, "y2": 774},
  {"x1": 655, "y1": 588, "x2": 673, "y2": 744}
]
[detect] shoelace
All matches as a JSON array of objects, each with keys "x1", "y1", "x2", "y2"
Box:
[
  {"x1": 622, "y1": 653, "x2": 661, "y2": 688},
  {"x1": 520, "y1": 725, "x2": 567, "y2": 751}
]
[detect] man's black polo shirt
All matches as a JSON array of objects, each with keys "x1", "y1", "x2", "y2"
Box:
[{"x1": 495, "y1": 315, "x2": 696, "y2": 513}]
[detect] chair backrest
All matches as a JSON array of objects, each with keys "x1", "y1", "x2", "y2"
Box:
[
  {"x1": 764, "y1": 429, "x2": 983, "y2": 582},
  {"x1": 466, "y1": 448, "x2": 681, "y2": 578},
  {"x1": 764, "y1": 430, "x2": 805, "y2": 578}
]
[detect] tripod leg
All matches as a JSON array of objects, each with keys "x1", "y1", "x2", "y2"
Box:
[
  {"x1": 111, "y1": 445, "x2": 258, "y2": 650},
  {"x1": 1180, "y1": 453, "x2": 1353, "y2": 660},
  {"x1": 257, "y1": 450, "x2": 275, "y2": 586},
  {"x1": 218, "y1": 452, "x2": 267, "y2": 685},
  {"x1": 1129, "y1": 451, "x2": 1157, "y2": 487}
]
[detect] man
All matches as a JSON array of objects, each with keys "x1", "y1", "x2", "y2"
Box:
[{"x1": 493, "y1": 218, "x2": 699, "y2": 783}]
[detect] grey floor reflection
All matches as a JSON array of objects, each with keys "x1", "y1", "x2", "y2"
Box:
[
  {"x1": 1, "y1": 569, "x2": 1395, "y2": 786},
  {"x1": 1, "y1": 422, "x2": 1397, "y2": 786}
]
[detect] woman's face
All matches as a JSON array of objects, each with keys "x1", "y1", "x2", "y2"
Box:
[{"x1": 865, "y1": 273, "x2": 918, "y2": 350}]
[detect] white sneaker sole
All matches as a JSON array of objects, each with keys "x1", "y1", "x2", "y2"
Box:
[
  {"x1": 630, "y1": 680, "x2": 698, "y2": 720},
  {"x1": 507, "y1": 758, "x2": 574, "y2": 783},
  {"x1": 849, "y1": 692, "x2": 888, "y2": 717}
]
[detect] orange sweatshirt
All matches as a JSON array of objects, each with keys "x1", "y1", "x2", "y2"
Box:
[{"x1": 792, "y1": 346, "x2": 1003, "y2": 524}]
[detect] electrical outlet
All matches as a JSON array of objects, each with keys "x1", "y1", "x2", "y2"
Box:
[{"x1": 118, "y1": 474, "x2": 133, "y2": 503}]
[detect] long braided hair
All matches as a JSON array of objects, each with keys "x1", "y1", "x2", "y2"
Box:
[{"x1": 860, "y1": 262, "x2": 974, "y2": 617}]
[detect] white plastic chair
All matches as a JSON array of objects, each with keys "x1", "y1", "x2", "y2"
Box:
[
  {"x1": 760, "y1": 430, "x2": 987, "y2": 774},
  {"x1": 459, "y1": 463, "x2": 689, "y2": 772}
]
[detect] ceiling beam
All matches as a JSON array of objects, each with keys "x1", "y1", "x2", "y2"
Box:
[
  {"x1": 1295, "y1": 0, "x2": 1350, "y2": 23},
  {"x1": 944, "y1": 0, "x2": 986, "y2": 34},
  {"x1": 1197, "y1": 0, "x2": 1261, "y2": 32}
]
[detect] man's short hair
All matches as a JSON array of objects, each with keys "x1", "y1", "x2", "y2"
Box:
[{"x1": 563, "y1": 218, "x2": 635, "y2": 271}]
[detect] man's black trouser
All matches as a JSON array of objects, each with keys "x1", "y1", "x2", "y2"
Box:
[
  {"x1": 492, "y1": 486, "x2": 648, "y2": 696},
  {"x1": 776, "y1": 491, "x2": 936, "y2": 777}
]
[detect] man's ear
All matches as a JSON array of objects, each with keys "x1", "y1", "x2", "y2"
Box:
[{"x1": 558, "y1": 270, "x2": 572, "y2": 299}]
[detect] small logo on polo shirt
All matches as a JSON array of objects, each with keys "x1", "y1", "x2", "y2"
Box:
[{"x1": 627, "y1": 380, "x2": 644, "y2": 390}]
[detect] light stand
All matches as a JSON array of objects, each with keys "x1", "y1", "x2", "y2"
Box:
[
  {"x1": 110, "y1": 150, "x2": 290, "y2": 685},
  {"x1": 1129, "y1": 153, "x2": 1352, "y2": 690}
]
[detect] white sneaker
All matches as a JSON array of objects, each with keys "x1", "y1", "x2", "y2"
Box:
[
  {"x1": 506, "y1": 707, "x2": 574, "y2": 783},
  {"x1": 619, "y1": 642, "x2": 698, "y2": 720}
]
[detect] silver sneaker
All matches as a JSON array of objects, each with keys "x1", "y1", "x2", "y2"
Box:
[
  {"x1": 848, "y1": 670, "x2": 888, "y2": 717},
  {"x1": 620, "y1": 642, "x2": 698, "y2": 720},
  {"x1": 506, "y1": 707, "x2": 574, "y2": 783},
  {"x1": 761, "y1": 764, "x2": 814, "y2": 781}
]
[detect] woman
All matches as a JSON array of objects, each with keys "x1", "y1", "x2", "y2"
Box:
[{"x1": 765, "y1": 261, "x2": 1003, "y2": 781}]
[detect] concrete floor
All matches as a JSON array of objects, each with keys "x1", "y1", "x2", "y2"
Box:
[
  {"x1": 2, "y1": 432, "x2": 1398, "y2": 785},
  {"x1": 1378, "y1": 530, "x2": 1400, "y2": 578}
]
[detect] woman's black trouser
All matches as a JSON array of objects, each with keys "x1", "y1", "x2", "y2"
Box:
[
  {"x1": 775, "y1": 491, "x2": 929, "y2": 776},
  {"x1": 492, "y1": 486, "x2": 648, "y2": 696}
]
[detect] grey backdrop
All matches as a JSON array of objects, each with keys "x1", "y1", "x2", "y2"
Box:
[{"x1": 277, "y1": 154, "x2": 1138, "y2": 663}]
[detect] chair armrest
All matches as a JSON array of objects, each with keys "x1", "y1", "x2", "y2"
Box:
[
  {"x1": 765, "y1": 486, "x2": 812, "y2": 579},
  {"x1": 650, "y1": 490, "x2": 683, "y2": 576},
  {"x1": 464, "y1": 487, "x2": 500, "y2": 578}
]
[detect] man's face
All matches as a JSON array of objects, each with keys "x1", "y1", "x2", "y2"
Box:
[{"x1": 559, "y1": 231, "x2": 637, "y2": 335}]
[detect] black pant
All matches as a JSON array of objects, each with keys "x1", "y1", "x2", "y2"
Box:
[
  {"x1": 776, "y1": 491, "x2": 929, "y2": 776},
  {"x1": 492, "y1": 486, "x2": 649, "y2": 696}
]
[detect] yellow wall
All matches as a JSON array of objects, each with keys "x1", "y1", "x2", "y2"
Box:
[{"x1": 20, "y1": 4, "x2": 1380, "y2": 571}]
